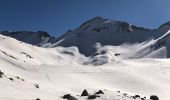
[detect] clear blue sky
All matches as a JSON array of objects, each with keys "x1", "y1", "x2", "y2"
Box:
[{"x1": 0, "y1": 0, "x2": 170, "y2": 36}]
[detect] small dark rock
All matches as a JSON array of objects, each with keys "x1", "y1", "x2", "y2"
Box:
[
  {"x1": 16, "y1": 76, "x2": 20, "y2": 79},
  {"x1": 115, "y1": 53, "x2": 120, "y2": 56},
  {"x1": 15, "y1": 76, "x2": 24, "y2": 81},
  {"x1": 123, "y1": 93, "x2": 128, "y2": 96},
  {"x1": 8, "y1": 55, "x2": 17, "y2": 60},
  {"x1": 131, "y1": 96, "x2": 136, "y2": 99},
  {"x1": 117, "y1": 91, "x2": 121, "y2": 93},
  {"x1": 141, "y1": 98, "x2": 145, "y2": 100},
  {"x1": 81, "y1": 89, "x2": 89, "y2": 96},
  {"x1": 63, "y1": 94, "x2": 71, "y2": 99},
  {"x1": 9, "y1": 78, "x2": 14, "y2": 81},
  {"x1": 69, "y1": 96, "x2": 77, "y2": 100},
  {"x1": 150, "y1": 95, "x2": 159, "y2": 100},
  {"x1": 95, "y1": 90, "x2": 104, "y2": 94},
  {"x1": 0, "y1": 70, "x2": 4, "y2": 78},
  {"x1": 62, "y1": 94, "x2": 77, "y2": 100},
  {"x1": 88, "y1": 95, "x2": 97, "y2": 99},
  {"x1": 36, "y1": 98, "x2": 40, "y2": 100},
  {"x1": 34, "y1": 84, "x2": 39, "y2": 88},
  {"x1": 134, "y1": 95, "x2": 140, "y2": 98}
]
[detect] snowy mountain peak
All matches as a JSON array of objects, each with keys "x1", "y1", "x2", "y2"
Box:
[
  {"x1": 78, "y1": 17, "x2": 149, "y2": 32},
  {"x1": 79, "y1": 16, "x2": 106, "y2": 29},
  {"x1": 0, "y1": 17, "x2": 170, "y2": 58},
  {"x1": 51, "y1": 17, "x2": 166, "y2": 56}
]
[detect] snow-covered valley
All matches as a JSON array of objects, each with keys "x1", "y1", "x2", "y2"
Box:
[
  {"x1": 0, "y1": 17, "x2": 170, "y2": 100},
  {"x1": 0, "y1": 32, "x2": 170, "y2": 100}
]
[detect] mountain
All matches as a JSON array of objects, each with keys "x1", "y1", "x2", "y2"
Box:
[
  {"x1": 0, "y1": 17, "x2": 170, "y2": 100},
  {"x1": 49, "y1": 16, "x2": 170, "y2": 56},
  {"x1": 0, "y1": 31, "x2": 56, "y2": 46},
  {"x1": 1, "y1": 17, "x2": 170, "y2": 57}
]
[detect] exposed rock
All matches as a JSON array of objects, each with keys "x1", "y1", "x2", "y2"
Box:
[
  {"x1": 81, "y1": 89, "x2": 89, "y2": 96},
  {"x1": 61, "y1": 51, "x2": 75, "y2": 56},
  {"x1": 88, "y1": 95, "x2": 97, "y2": 99},
  {"x1": 95, "y1": 90, "x2": 104, "y2": 94},
  {"x1": 117, "y1": 91, "x2": 121, "y2": 93},
  {"x1": 34, "y1": 84, "x2": 39, "y2": 88},
  {"x1": 62, "y1": 94, "x2": 77, "y2": 100},
  {"x1": 0, "y1": 70, "x2": 4, "y2": 78},
  {"x1": 9, "y1": 78, "x2": 14, "y2": 81},
  {"x1": 141, "y1": 98, "x2": 145, "y2": 100},
  {"x1": 16, "y1": 76, "x2": 20, "y2": 79},
  {"x1": 21, "y1": 52, "x2": 33, "y2": 59},
  {"x1": 35, "y1": 98, "x2": 41, "y2": 100},
  {"x1": 134, "y1": 95, "x2": 140, "y2": 98},
  {"x1": 115, "y1": 53, "x2": 120, "y2": 56},
  {"x1": 63, "y1": 94, "x2": 71, "y2": 99},
  {"x1": 0, "y1": 50, "x2": 17, "y2": 60},
  {"x1": 150, "y1": 95, "x2": 159, "y2": 100},
  {"x1": 123, "y1": 93, "x2": 128, "y2": 96}
]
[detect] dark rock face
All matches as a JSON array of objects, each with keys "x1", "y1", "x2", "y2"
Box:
[
  {"x1": 134, "y1": 95, "x2": 140, "y2": 98},
  {"x1": 81, "y1": 89, "x2": 89, "y2": 96},
  {"x1": 62, "y1": 94, "x2": 77, "y2": 100},
  {"x1": 9, "y1": 78, "x2": 14, "y2": 81},
  {"x1": 0, "y1": 70, "x2": 4, "y2": 78},
  {"x1": 63, "y1": 94, "x2": 71, "y2": 99},
  {"x1": 141, "y1": 98, "x2": 145, "y2": 100},
  {"x1": 34, "y1": 84, "x2": 39, "y2": 88},
  {"x1": 95, "y1": 90, "x2": 104, "y2": 94},
  {"x1": 150, "y1": 95, "x2": 159, "y2": 100},
  {"x1": 87, "y1": 95, "x2": 97, "y2": 99},
  {"x1": 35, "y1": 98, "x2": 41, "y2": 100}
]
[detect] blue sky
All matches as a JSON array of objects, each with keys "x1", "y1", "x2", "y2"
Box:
[{"x1": 0, "y1": 0, "x2": 170, "y2": 36}]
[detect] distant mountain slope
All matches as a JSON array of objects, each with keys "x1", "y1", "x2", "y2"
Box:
[
  {"x1": 51, "y1": 16, "x2": 170, "y2": 56},
  {"x1": 0, "y1": 31, "x2": 56, "y2": 45},
  {"x1": 1, "y1": 17, "x2": 170, "y2": 57}
]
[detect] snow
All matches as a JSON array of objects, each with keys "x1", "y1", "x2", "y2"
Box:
[
  {"x1": 0, "y1": 33, "x2": 170, "y2": 100},
  {"x1": 1, "y1": 16, "x2": 170, "y2": 100}
]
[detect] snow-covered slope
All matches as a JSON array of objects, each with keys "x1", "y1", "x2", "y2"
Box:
[
  {"x1": 1, "y1": 17, "x2": 170, "y2": 100},
  {"x1": 0, "y1": 29, "x2": 170, "y2": 100}
]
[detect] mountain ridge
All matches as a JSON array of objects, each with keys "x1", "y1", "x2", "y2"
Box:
[
  {"x1": 50, "y1": 17, "x2": 170, "y2": 56},
  {"x1": 1, "y1": 16, "x2": 170, "y2": 57}
]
